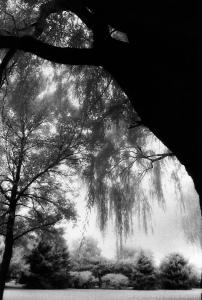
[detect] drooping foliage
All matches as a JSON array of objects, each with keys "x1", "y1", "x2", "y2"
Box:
[
  {"x1": 1, "y1": 46, "x2": 190, "y2": 261},
  {"x1": 179, "y1": 185, "x2": 202, "y2": 248},
  {"x1": 73, "y1": 64, "x2": 178, "y2": 248}
]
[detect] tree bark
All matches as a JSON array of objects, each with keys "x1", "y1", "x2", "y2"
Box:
[{"x1": 0, "y1": 203, "x2": 16, "y2": 300}]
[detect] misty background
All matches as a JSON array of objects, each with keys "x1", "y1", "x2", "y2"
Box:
[{"x1": 65, "y1": 164, "x2": 202, "y2": 271}]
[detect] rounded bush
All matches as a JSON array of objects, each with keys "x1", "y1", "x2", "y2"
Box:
[
  {"x1": 92, "y1": 260, "x2": 135, "y2": 280},
  {"x1": 101, "y1": 273, "x2": 129, "y2": 289},
  {"x1": 70, "y1": 271, "x2": 98, "y2": 288}
]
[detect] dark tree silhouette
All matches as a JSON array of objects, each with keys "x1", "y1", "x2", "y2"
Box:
[{"x1": 0, "y1": 0, "x2": 201, "y2": 206}]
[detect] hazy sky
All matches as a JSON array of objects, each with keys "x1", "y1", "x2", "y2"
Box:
[{"x1": 65, "y1": 165, "x2": 202, "y2": 271}]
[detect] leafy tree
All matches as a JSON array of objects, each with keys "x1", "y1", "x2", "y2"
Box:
[
  {"x1": 71, "y1": 236, "x2": 102, "y2": 260},
  {"x1": 21, "y1": 240, "x2": 71, "y2": 289},
  {"x1": 0, "y1": 55, "x2": 95, "y2": 296},
  {"x1": 159, "y1": 253, "x2": 196, "y2": 290},
  {"x1": 70, "y1": 236, "x2": 104, "y2": 272},
  {"x1": 0, "y1": 0, "x2": 201, "y2": 205},
  {"x1": 132, "y1": 250, "x2": 157, "y2": 290}
]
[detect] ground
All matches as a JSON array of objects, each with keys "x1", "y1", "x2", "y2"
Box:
[{"x1": 3, "y1": 283, "x2": 202, "y2": 300}]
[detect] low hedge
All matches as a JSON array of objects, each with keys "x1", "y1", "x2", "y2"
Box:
[{"x1": 70, "y1": 271, "x2": 99, "y2": 288}]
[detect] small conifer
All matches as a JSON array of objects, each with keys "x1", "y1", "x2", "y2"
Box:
[
  {"x1": 132, "y1": 250, "x2": 157, "y2": 290},
  {"x1": 23, "y1": 240, "x2": 71, "y2": 289}
]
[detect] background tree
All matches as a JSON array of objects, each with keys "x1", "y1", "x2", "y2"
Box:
[
  {"x1": 21, "y1": 240, "x2": 71, "y2": 289},
  {"x1": 70, "y1": 236, "x2": 104, "y2": 272},
  {"x1": 118, "y1": 246, "x2": 140, "y2": 261},
  {"x1": 75, "y1": 64, "x2": 180, "y2": 256}
]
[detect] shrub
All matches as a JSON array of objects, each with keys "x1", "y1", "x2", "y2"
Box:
[
  {"x1": 70, "y1": 271, "x2": 98, "y2": 288},
  {"x1": 113, "y1": 261, "x2": 136, "y2": 280},
  {"x1": 132, "y1": 250, "x2": 157, "y2": 290},
  {"x1": 159, "y1": 253, "x2": 196, "y2": 290},
  {"x1": 101, "y1": 273, "x2": 129, "y2": 289}
]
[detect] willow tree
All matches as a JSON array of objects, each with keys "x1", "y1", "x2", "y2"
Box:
[{"x1": 71, "y1": 64, "x2": 179, "y2": 257}]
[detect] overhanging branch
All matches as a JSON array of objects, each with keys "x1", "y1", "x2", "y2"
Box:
[
  {"x1": 0, "y1": 34, "x2": 129, "y2": 68},
  {"x1": 0, "y1": 35, "x2": 102, "y2": 66}
]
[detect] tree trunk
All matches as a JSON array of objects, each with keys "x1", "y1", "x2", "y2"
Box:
[
  {"x1": 102, "y1": 15, "x2": 202, "y2": 209},
  {"x1": 0, "y1": 205, "x2": 16, "y2": 300}
]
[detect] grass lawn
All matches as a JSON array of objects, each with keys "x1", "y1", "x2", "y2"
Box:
[{"x1": 3, "y1": 284, "x2": 202, "y2": 300}]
